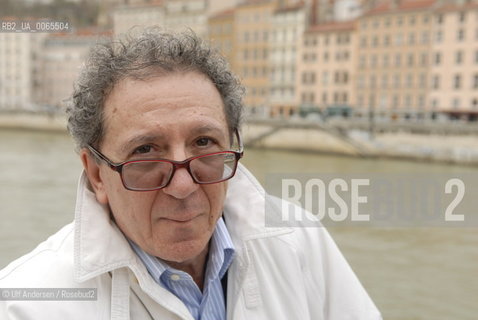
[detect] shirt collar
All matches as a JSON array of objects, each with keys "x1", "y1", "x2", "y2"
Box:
[{"x1": 128, "y1": 217, "x2": 235, "y2": 286}]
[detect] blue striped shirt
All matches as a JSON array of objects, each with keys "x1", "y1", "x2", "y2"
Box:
[{"x1": 129, "y1": 217, "x2": 235, "y2": 320}]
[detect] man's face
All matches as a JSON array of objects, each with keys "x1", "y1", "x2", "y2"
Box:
[{"x1": 82, "y1": 71, "x2": 230, "y2": 265}]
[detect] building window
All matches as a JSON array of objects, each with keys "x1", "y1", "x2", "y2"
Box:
[
  {"x1": 322, "y1": 71, "x2": 329, "y2": 85},
  {"x1": 454, "y1": 74, "x2": 461, "y2": 89},
  {"x1": 434, "y1": 52, "x2": 442, "y2": 65},
  {"x1": 452, "y1": 98, "x2": 460, "y2": 109},
  {"x1": 457, "y1": 29, "x2": 465, "y2": 41},
  {"x1": 421, "y1": 31, "x2": 429, "y2": 44},
  {"x1": 360, "y1": 36, "x2": 367, "y2": 48},
  {"x1": 302, "y1": 72, "x2": 307, "y2": 84},
  {"x1": 472, "y1": 98, "x2": 478, "y2": 109},
  {"x1": 370, "y1": 75, "x2": 376, "y2": 88},
  {"x1": 418, "y1": 95, "x2": 425, "y2": 108},
  {"x1": 302, "y1": 72, "x2": 316, "y2": 84},
  {"x1": 456, "y1": 51, "x2": 463, "y2": 64},
  {"x1": 473, "y1": 74, "x2": 478, "y2": 89},
  {"x1": 372, "y1": 36, "x2": 379, "y2": 47},
  {"x1": 336, "y1": 34, "x2": 342, "y2": 44},
  {"x1": 407, "y1": 53, "x2": 414, "y2": 66},
  {"x1": 408, "y1": 33, "x2": 415, "y2": 44},
  {"x1": 393, "y1": 74, "x2": 401, "y2": 88},
  {"x1": 385, "y1": 17, "x2": 391, "y2": 27},
  {"x1": 395, "y1": 33, "x2": 403, "y2": 45},
  {"x1": 432, "y1": 75, "x2": 440, "y2": 89},
  {"x1": 369, "y1": 94, "x2": 376, "y2": 107},
  {"x1": 395, "y1": 53, "x2": 401, "y2": 67},
  {"x1": 371, "y1": 54, "x2": 377, "y2": 67},
  {"x1": 406, "y1": 74, "x2": 413, "y2": 88},
  {"x1": 459, "y1": 12, "x2": 466, "y2": 23},
  {"x1": 436, "y1": 14, "x2": 443, "y2": 24},
  {"x1": 359, "y1": 55, "x2": 366, "y2": 68},
  {"x1": 392, "y1": 95, "x2": 399, "y2": 109},
  {"x1": 301, "y1": 92, "x2": 314, "y2": 104},
  {"x1": 358, "y1": 75, "x2": 365, "y2": 89},
  {"x1": 435, "y1": 30, "x2": 442, "y2": 42},
  {"x1": 384, "y1": 35, "x2": 390, "y2": 46},
  {"x1": 381, "y1": 74, "x2": 388, "y2": 89},
  {"x1": 409, "y1": 15, "x2": 416, "y2": 25},
  {"x1": 419, "y1": 74, "x2": 427, "y2": 89},
  {"x1": 383, "y1": 54, "x2": 389, "y2": 67},
  {"x1": 357, "y1": 95, "x2": 364, "y2": 107},
  {"x1": 420, "y1": 53, "x2": 428, "y2": 66}
]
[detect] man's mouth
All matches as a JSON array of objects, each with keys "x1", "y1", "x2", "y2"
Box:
[{"x1": 160, "y1": 213, "x2": 202, "y2": 223}]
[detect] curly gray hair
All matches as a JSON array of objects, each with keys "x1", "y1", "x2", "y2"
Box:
[{"x1": 66, "y1": 28, "x2": 244, "y2": 150}]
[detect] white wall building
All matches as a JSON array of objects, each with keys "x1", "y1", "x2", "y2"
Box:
[
  {"x1": 164, "y1": 0, "x2": 209, "y2": 37},
  {"x1": 334, "y1": 0, "x2": 362, "y2": 21},
  {"x1": 39, "y1": 32, "x2": 108, "y2": 109},
  {"x1": 269, "y1": 2, "x2": 307, "y2": 117},
  {"x1": 113, "y1": 2, "x2": 165, "y2": 36},
  {"x1": 0, "y1": 33, "x2": 45, "y2": 111},
  {"x1": 113, "y1": 0, "x2": 214, "y2": 38}
]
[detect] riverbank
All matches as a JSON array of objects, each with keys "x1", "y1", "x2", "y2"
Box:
[
  {"x1": 0, "y1": 112, "x2": 66, "y2": 132},
  {"x1": 241, "y1": 122, "x2": 478, "y2": 166},
  {"x1": 2, "y1": 112, "x2": 478, "y2": 166}
]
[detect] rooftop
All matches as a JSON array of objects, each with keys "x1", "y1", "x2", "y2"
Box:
[
  {"x1": 306, "y1": 20, "x2": 356, "y2": 33},
  {"x1": 365, "y1": 0, "x2": 436, "y2": 16},
  {"x1": 274, "y1": 1, "x2": 305, "y2": 14},
  {"x1": 209, "y1": 8, "x2": 235, "y2": 19}
]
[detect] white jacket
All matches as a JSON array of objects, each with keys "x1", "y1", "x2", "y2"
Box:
[{"x1": 0, "y1": 164, "x2": 381, "y2": 319}]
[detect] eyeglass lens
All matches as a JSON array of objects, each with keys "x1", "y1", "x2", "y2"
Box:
[{"x1": 121, "y1": 152, "x2": 237, "y2": 190}]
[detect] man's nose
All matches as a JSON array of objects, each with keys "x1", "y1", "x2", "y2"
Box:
[{"x1": 162, "y1": 153, "x2": 199, "y2": 199}]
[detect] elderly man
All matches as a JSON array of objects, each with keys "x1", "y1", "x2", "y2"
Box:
[{"x1": 0, "y1": 29, "x2": 381, "y2": 319}]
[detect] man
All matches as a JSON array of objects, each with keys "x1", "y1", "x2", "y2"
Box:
[{"x1": 0, "y1": 29, "x2": 381, "y2": 319}]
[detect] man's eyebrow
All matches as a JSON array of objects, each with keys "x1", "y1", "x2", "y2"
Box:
[
  {"x1": 190, "y1": 125, "x2": 227, "y2": 136},
  {"x1": 120, "y1": 133, "x2": 166, "y2": 154},
  {"x1": 119, "y1": 125, "x2": 227, "y2": 154}
]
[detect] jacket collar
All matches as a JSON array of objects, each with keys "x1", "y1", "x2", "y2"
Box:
[
  {"x1": 73, "y1": 163, "x2": 291, "y2": 282},
  {"x1": 73, "y1": 172, "x2": 138, "y2": 282}
]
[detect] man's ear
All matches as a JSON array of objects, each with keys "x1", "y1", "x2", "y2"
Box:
[{"x1": 80, "y1": 149, "x2": 109, "y2": 205}]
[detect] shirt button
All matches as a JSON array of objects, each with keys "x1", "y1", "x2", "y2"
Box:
[{"x1": 170, "y1": 274, "x2": 181, "y2": 281}]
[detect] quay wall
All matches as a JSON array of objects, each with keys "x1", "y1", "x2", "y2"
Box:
[{"x1": 2, "y1": 113, "x2": 478, "y2": 166}]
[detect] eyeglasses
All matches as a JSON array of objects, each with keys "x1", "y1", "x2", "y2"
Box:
[{"x1": 87, "y1": 131, "x2": 243, "y2": 191}]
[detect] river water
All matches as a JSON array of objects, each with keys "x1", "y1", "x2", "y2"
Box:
[{"x1": 0, "y1": 128, "x2": 476, "y2": 319}]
